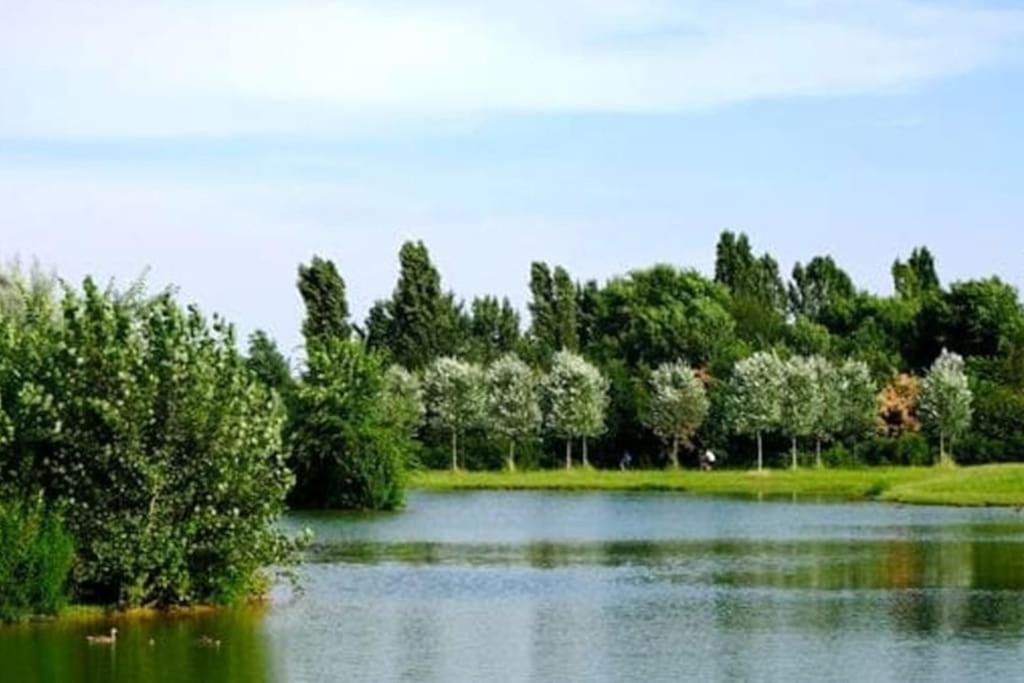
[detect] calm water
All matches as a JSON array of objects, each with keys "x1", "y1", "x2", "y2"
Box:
[{"x1": 5, "y1": 492, "x2": 1024, "y2": 682}]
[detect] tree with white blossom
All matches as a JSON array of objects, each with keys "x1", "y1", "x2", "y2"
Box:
[
  {"x1": 544, "y1": 350, "x2": 609, "y2": 469},
  {"x1": 920, "y1": 349, "x2": 973, "y2": 466},
  {"x1": 484, "y1": 354, "x2": 542, "y2": 471},
  {"x1": 727, "y1": 351, "x2": 785, "y2": 471},
  {"x1": 423, "y1": 357, "x2": 485, "y2": 471},
  {"x1": 646, "y1": 361, "x2": 709, "y2": 468}
]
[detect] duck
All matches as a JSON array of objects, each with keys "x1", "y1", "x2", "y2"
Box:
[
  {"x1": 197, "y1": 635, "x2": 222, "y2": 648},
  {"x1": 86, "y1": 628, "x2": 118, "y2": 645}
]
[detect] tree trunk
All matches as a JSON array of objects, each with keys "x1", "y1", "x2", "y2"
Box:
[
  {"x1": 816, "y1": 439, "x2": 822, "y2": 469},
  {"x1": 582, "y1": 437, "x2": 589, "y2": 468},
  {"x1": 791, "y1": 437, "x2": 798, "y2": 470},
  {"x1": 507, "y1": 441, "x2": 516, "y2": 472},
  {"x1": 565, "y1": 440, "x2": 573, "y2": 470},
  {"x1": 757, "y1": 431, "x2": 764, "y2": 472},
  {"x1": 451, "y1": 431, "x2": 458, "y2": 472},
  {"x1": 670, "y1": 437, "x2": 680, "y2": 469}
]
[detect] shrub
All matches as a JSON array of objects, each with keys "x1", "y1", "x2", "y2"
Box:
[
  {"x1": 1, "y1": 277, "x2": 299, "y2": 607},
  {"x1": 0, "y1": 498, "x2": 74, "y2": 622},
  {"x1": 289, "y1": 340, "x2": 409, "y2": 510}
]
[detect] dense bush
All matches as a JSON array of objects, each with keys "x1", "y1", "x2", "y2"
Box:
[
  {"x1": 0, "y1": 273, "x2": 298, "y2": 607},
  {"x1": 0, "y1": 498, "x2": 74, "y2": 622},
  {"x1": 288, "y1": 340, "x2": 409, "y2": 510}
]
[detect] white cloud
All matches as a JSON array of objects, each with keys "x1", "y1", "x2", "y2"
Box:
[{"x1": 1, "y1": 0, "x2": 1022, "y2": 137}]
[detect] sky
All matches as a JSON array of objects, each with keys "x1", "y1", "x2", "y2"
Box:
[{"x1": 2, "y1": 0, "x2": 1023, "y2": 355}]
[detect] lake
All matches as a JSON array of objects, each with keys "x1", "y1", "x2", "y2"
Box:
[{"x1": 4, "y1": 491, "x2": 1024, "y2": 682}]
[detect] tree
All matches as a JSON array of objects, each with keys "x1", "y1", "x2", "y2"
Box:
[
  {"x1": 423, "y1": 357, "x2": 485, "y2": 471},
  {"x1": 920, "y1": 350, "x2": 973, "y2": 465},
  {"x1": 727, "y1": 351, "x2": 784, "y2": 471},
  {"x1": 836, "y1": 360, "x2": 877, "y2": 439},
  {"x1": 645, "y1": 361, "x2": 709, "y2": 468},
  {"x1": 877, "y1": 374, "x2": 922, "y2": 437},
  {"x1": 0, "y1": 277, "x2": 299, "y2": 606},
  {"x1": 544, "y1": 351, "x2": 609, "y2": 469},
  {"x1": 778, "y1": 356, "x2": 822, "y2": 469},
  {"x1": 893, "y1": 247, "x2": 940, "y2": 300},
  {"x1": 289, "y1": 340, "x2": 409, "y2": 510},
  {"x1": 789, "y1": 256, "x2": 856, "y2": 324},
  {"x1": 366, "y1": 241, "x2": 465, "y2": 370},
  {"x1": 297, "y1": 256, "x2": 351, "y2": 348},
  {"x1": 528, "y1": 262, "x2": 579, "y2": 360},
  {"x1": 807, "y1": 356, "x2": 840, "y2": 468},
  {"x1": 714, "y1": 231, "x2": 786, "y2": 311},
  {"x1": 552, "y1": 267, "x2": 580, "y2": 353},
  {"x1": 484, "y1": 355, "x2": 542, "y2": 471},
  {"x1": 246, "y1": 330, "x2": 295, "y2": 399},
  {"x1": 467, "y1": 296, "x2": 521, "y2": 363},
  {"x1": 381, "y1": 365, "x2": 425, "y2": 438}
]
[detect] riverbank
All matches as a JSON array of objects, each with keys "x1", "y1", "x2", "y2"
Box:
[{"x1": 410, "y1": 464, "x2": 1024, "y2": 507}]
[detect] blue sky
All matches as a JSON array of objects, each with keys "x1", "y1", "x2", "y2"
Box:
[{"x1": 2, "y1": 0, "x2": 1023, "y2": 355}]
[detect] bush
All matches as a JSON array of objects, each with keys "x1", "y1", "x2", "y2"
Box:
[
  {"x1": 1, "y1": 277, "x2": 299, "y2": 607},
  {"x1": 853, "y1": 434, "x2": 931, "y2": 466},
  {"x1": 0, "y1": 498, "x2": 74, "y2": 622},
  {"x1": 289, "y1": 340, "x2": 409, "y2": 510}
]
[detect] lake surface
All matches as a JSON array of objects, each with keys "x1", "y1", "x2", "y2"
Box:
[{"x1": 5, "y1": 491, "x2": 1024, "y2": 682}]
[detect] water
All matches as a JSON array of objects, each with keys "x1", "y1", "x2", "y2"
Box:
[{"x1": 5, "y1": 491, "x2": 1024, "y2": 682}]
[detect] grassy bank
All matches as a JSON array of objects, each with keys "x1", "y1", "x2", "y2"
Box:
[{"x1": 411, "y1": 465, "x2": 1024, "y2": 507}]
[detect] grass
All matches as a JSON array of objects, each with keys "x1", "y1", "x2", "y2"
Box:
[{"x1": 411, "y1": 464, "x2": 1024, "y2": 507}]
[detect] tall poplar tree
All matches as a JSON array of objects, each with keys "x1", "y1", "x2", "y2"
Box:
[{"x1": 297, "y1": 256, "x2": 351, "y2": 348}]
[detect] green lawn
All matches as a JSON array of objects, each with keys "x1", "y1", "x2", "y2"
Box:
[{"x1": 410, "y1": 465, "x2": 1024, "y2": 507}]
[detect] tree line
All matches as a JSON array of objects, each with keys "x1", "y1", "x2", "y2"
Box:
[{"x1": 272, "y1": 234, "x2": 991, "y2": 509}]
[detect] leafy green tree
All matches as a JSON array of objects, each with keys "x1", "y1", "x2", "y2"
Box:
[
  {"x1": 366, "y1": 242, "x2": 465, "y2": 369},
  {"x1": 528, "y1": 262, "x2": 580, "y2": 360},
  {"x1": 727, "y1": 351, "x2": 785, "y2": 471},
  {"x1": 645, "y1": 362, "x2": 709, "y2": 468},
  {"x1": 423, "y1": 357, "x2": 486, "y2": 471},
  {"x1": 789, "y1": 256, "x2": 856, "y2": 324},
  {"x1": 467, "y1": 296, "x2": 521, "y2": 363},
  {"x1": 544, "y1": 351, "x2": 609, "y2": 468},
  {"x1": 246, "y1": 330, "x2": 295, "y2": 399},
  {"x1": 714, "y1": 231, "x2": 787, "y2": 311},
  {"x1": 893, "y1": 247, "x2": 940, "y2": 300},
  {"x1": 297, "y1": 256, "x2": 351, "y2": 347},
  {"x1": 920, "y1": 350, "x2": 973, "y2": 465},
  {"x1": 591, "y1": 265, "x2": 737, "y2": 370},
  {"x1": 0, "y1": 497, "x2": 74, "y2": 623},
  {"x1": 778, "y1": 356, "x2": 822, "y2": 469},
  {"x1": 290, "y1": 340, "x2": 408, "y2": 510},
  {"x1": 0, "y1": 277, "x2": 299, "y2": 606},
  {"x1": 484, "y1": 355, "x2": 542, "y2": 471},
  {"x1": 552, "y1": 267, "x2": 580, "y2": 352}
]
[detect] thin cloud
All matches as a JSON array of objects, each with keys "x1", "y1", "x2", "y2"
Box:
[{"x1": 1, "y1": 0, "x2": 1022, "y2": 137}]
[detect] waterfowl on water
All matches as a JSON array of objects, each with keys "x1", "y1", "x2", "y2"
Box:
[
  {"x1": 86, "y1": 628, "x2": 118, "y2": 645},
  {"x1": 198, "y1": 635, "x2": 222, "y2": 648}
]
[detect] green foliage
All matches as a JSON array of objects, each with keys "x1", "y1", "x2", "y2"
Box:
[
  {"x1": 467, "y1": 296, "x2": 521, "y2": 363},
  {"x1": 381, "y1": 365, "x2": 425, "y2": 438},
  {"x1": 0, "y1": 497, "x2": 74, "y2": 622},
  {"x1": 247, "y1": 329, "x2": 295, "y2": 399},
  {"x1": 297, "y1": 256, "x2": 351, "y2": 347},
  {"x1": 0, "y1": 275, "x2": 297, "y2": 607},
  {"x1": 366, "y1": 241, "x2": 465, "y2": 370},
  {"x1": 290, "y1": 340, "x2": 408, "y2": 510},
  {"x1": 789, "y1": 256, "x2": 856, "y2": 324},
  {"x1": 591, "y1": 265, "x2": 737, "y2": 369}
]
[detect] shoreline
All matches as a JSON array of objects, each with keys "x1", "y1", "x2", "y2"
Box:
[{"x1": 410, "y1": 464, "x2": 1024, "y2": 508}]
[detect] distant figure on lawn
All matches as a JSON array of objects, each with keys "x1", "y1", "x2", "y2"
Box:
[
  {"x1": 620, "y1": 451, "x2": 633, "y2": 471},
  {"x1": 700, "y1": 450, "x2": 717, "y2": 472}
]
